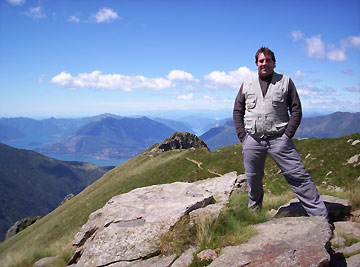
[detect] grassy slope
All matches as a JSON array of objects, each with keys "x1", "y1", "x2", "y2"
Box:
[
  {"x1": 0, "y1": 133, "x2": 359, "y2": 266},
  {"x1": 0, "y1": 143, "x2": 112, "y2": 242}
]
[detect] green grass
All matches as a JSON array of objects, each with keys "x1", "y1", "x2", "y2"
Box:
[
  {"x1": 1, "y1": 133, "x2": 359, "y2": 267},
  {"x1": 159, "y1": 192, "x2": 270, "y2": 267}
]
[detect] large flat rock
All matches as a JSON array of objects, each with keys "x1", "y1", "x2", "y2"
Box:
[
  {"x1": 209, "y1": 216, "x2": 332, "y2": 267},
  {"x1": 273, "y1": 195, "x2": 352, "y2": 221},
  {"x1": 69, "y1": 172, "x2": 238, "y2": 266}
]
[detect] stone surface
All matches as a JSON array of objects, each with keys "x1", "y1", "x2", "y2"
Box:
[
  {"x1": 33, "y1": 256, "x2": 56, "y2": 266},
  {"x1": 60, "y1": 193, "x2": 74, "y2": 205},
  {"x1": 331, "y1": 236, "x2": 346, "y2": 249},
  {"x1": 197, "y1": 249, "x2": 218, "y2": 262},
  {"x1": 188, "y1": 173, "x2": 240, "y2": 226},
  {"x1": 106, "y1": 254, "x2": 176, "y2": 267},
  {"x1": 5, "y1": 216, "x2": 42, "y2": 240},
  {"x1": 274, "y1": 195, "x2": 352, "y2": 221},
  {"x1": 171, "y1": 247, "x2": 197, "y2": 267},
  {"x1": 351, "y1": 140, "x2": 360, "y2": 146},
  {"x1": 334, "y1": 221, "x2": 360, "y2": 239},
  {"x1": 209, "y1": 216, "x2": 332, "y2": 267},
  {"x1": 347, "y1": 253, "x2": 360, "y2": 267},
  {"x1": 343, "y1": 242, "x2": 360, "y2": 255},
  {"x1": 68, "y1": 172, "x2": 238, "y2": 266},
  {"x1": 345, "y1": 154, "x2": 360, "y2": 165}
]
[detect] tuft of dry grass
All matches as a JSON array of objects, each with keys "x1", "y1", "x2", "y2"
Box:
[{"x1": 158, "y1": 215, "x2": 195, "y2": 256}]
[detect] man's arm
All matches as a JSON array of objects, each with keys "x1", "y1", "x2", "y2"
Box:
[
  {"x1": 285, "y1": 78, "x2": 302, "y2": 138},
  {"x1": 233, "y1": 84, "x2": 247, "y2": 141}
]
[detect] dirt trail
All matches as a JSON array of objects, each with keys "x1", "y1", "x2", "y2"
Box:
[{"x1": 186, "y1": 157, "x2": 222, "y2": 176}]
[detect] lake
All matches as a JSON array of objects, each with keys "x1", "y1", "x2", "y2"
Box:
[{"x1": 3, "y1": 136, "x2": 130, "y2": 167}]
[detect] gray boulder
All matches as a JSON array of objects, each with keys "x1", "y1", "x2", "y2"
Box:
[
  {"x1": 68, "y1": 172, "x2": 238, "y2": 266},
  {"x1": 347, "y1": 254, "x2": 360, "y2": 267},
  {"x1": 5, "y1": 216, "x2": 42, "y2": 240},
  {"x1": 334, "y1": 221, "x2": 360, "y2": 239},
  {"x1": 209, "y1": 216, "x2": 332, "y2": 267},
  {"x1": 273, "y1": 195, "x2": 352, "y2": 221}
]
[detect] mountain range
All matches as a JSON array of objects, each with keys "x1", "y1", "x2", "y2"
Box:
[
  {"x1": 1, "y1": 111, "x2": 359, "y2": 159},
  {"x1": 201, "y1": 112, "x2": 360, "y2": 150},
  {"x1": 0, "y1": 143, "x2": 113, "y2": 242},
  {"x1": 38, "y1": 116, "x2": 176, "y2": 159},
  {"x1": 0, "y1": 114, "x2": 195, "y2": 161}
]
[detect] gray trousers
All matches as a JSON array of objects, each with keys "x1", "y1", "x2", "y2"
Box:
[{"x1": 242, "y1": 133, "x2": 328, "y2": 219}]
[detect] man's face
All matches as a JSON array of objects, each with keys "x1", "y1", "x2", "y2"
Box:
[{"x1": 256, "y1": 53, "x2": 275, "y2": 77}]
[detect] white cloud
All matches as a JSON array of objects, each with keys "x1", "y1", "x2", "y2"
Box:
[
  {"x1": 305, "y1": 35, "x2": 325, "y2": 59},
  {"x1": 294, "y1": 70, "x2": 305, "y2": 81},
  {"x1": 297, "y1": 84, "x2": 320, "y2": 96},
  {"x1": 93, "y1": 8, "x2": 119, "y2": 23},
  {"x1": 310, "y1": 97, "x2": 334, "y2": 104},
  {"x1": 326, "y1": 48, "x2": 346, "y2": 61},
  {"x1": 6, "y1": 0, "x2": 25, "y2": 5},
  {"x1": 25, "y1": 6, "x2": 46, "y2": 19},
  {"x1": 167, "y1": 70, "x2": 199, "y2": 82},
  {"x1": 204, "y1": 67, "x2": 254, "y2": 89},
  {"x1": 294, "y1": 32, "x2": 360, "y2": 62},
  {"x1": 348, "y1": 36, "x2": 360, "y2": 48},
  {"x1": 68, "y1": 15, "x2": 80, "y2": 23},
  {"x1": 51, "y1": 71, "x2": 172, "y2": 91},
  {"x1": 291, "y1": 30, "x2": 304, "y2": 42},
  {"x1": 177, "y1": 93, "x2": 194, "y2": 100}
]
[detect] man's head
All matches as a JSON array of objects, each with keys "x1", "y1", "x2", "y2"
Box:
[{"x1": 255, "y1": 47, "x2": 276, "y2": 77}]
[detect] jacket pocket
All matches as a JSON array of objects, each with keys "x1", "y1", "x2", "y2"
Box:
[
  {"x1": 272, "y1": 90, "x2": 285, "y2": 107},
  {"x1": 245, "y1": 119, "x2": 255, "y2": 134},
  {"x1": 246, "y1": 94, "x2": 257, "y2": 109}
]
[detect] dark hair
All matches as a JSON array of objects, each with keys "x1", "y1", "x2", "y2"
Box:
[{"x1": 255, "y1": 47, "x2": 276, "y2": 64}]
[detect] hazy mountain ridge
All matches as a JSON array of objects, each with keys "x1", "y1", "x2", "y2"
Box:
[
  {"x1": 295, "y1": 111, "x2": 360, "y2": 138},
  {"x1": 0, "y1": 114, "x2": 124, "y2": 142},
  {"x1": 201, "y1": 112, "x2": 360, "y2": 150},
  {"x1": 0, "y1": 122, "x2": 25, "y2": 141},
  {"x1": 0, "y1": 115, "x2": 194, "y2": 161},
  {"x1": 0, "y1": 143, "x2": 113, "y2": 242},
  {"x1": 200, "y1": 120, "x2": 238, "y2": 151},
  {"x1": 38, "y1": 116, "x2": 176, "y2": 159}
]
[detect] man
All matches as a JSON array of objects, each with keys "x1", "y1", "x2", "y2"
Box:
[{"x1": 233, "y1": 47, "x2": 328, "y2": 219}]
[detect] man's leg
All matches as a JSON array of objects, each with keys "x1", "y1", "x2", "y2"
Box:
[
  {"x1": 242, "y1": 135, "x2": 267, "y2": 209},
  {"x1": 268, "y1": 134, "x2": 329, "y2": 219}
]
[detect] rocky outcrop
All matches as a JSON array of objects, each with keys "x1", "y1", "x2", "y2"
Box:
[
  {"x1": 67, "y1": 171, "x2": 360, "y2": 267},
  {"x1": 60, "y1": 193, "x2": 74, "y2": 205},
  {"x1": 145, "y1": 132, "x2": 208, "y2": 154},
  {"x1": 209, "y1": 216, "x2": 332, "y2": 266},
  {"x1": 330, "y1": 221, "x2": 360, "y2": 267},
  {"x1": 68, "y1": 172, "x2": 238, "y2": 266},
  {"x1": 271, "y1": 195, "x2": 352, "y2": 221},
  {"x1": 5, "y1": 216, "x2": 42, "y2": 240}
]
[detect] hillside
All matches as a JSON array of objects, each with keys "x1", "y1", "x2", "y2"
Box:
[
  {"x1": 201, "y1": 112, "x2": 360, "y2": 150},
  {"x1": 0, "y1": 143, "x2": 113, "y2": 242},
  {"x1": 200, "y1": 119, "x2": 238, "y2": 151},
  {"x1": 38, "y1": 116, "x2": 175, "y2": 158},
  {"x1": 0, "y1": 122, "x2": 24, "y2": 141},
  {"x1": 0, "y1": 133, "x2": 359, "y2": 266},
  {"x1": 295, "y1": 111, "x2": 360, "y2": 138}
]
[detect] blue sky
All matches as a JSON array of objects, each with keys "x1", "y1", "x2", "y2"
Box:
[{"x1": 0, "y1": 0, "x2": 359, "y2": 120}]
